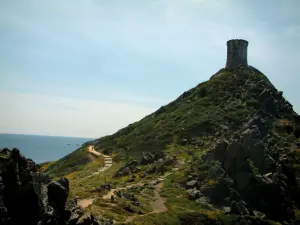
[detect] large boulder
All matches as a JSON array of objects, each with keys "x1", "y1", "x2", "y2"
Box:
[
  {"x1": 48, "y1": 178, "x2": 69, "y2": 216},
  {"x1": 162, "y1": 156, "x2": 175, "y2": 166},
  {"x1": 0, "y1": 148, "x2": 10, "y2": 155},
  {"x1": 75, "y1": 212, "x2": 98, "y2": 225},
  {"x1": 195, "y1": 161, "x2": 234, "y2": 205},
  {"x1": 68, "y1": 208, "x2": 85, "y2": 225},
  {"x1": 206, "y1": 117, "x2": 270, "y2": 188},
  {"x1": 187, "y1": 189, "x2": 203, "y2": 200},
  {"x1": 200, "y1": 114, "x2": 300, "y2": 221},
  {"x1": 140, "y1": 152, "x2": 155, "y2": 165},
  {"x1": 243, "y1": 178, "x2": 293, "y2": 221},
  {"x1": 153, "y1": 151, "x2": 167, "y2": 161},
  {"x1": 0, "y1": 148, "x2": 101, "y2": 225},
  {"x1": 186, "y1": 180, "x2": 198, "y2": 188},
  {"x1": 205, "y1": 140, "x2": 228, "y2": 162},
  {"x1": 230, "y1": 200, "x2": 249, "y2": 215},
  {"x1": 146, "y1": 165, "x2": 157, "y2": 174},
  {"x1": 114, "y1": 160, "x2": 139, "y2": 177},
  {"x1": 200, "y1": 176, "x2": 234, "y2": 205}
]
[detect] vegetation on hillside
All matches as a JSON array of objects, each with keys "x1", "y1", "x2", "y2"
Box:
[
  {"x1": 44, "y1": 66, "x2": 300, "y2": 224},
  {"x1": 44, "y1": 147, "x2": 92, "y2": 177}
]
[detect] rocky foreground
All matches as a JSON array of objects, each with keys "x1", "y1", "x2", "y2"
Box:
[{"x1": 0, "y1": 148, "x2": 112, "y2": 225}]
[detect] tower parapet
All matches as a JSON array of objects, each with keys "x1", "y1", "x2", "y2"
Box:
[{"x1": 225, "y1": 39, "x2": 248, "y2": 69}]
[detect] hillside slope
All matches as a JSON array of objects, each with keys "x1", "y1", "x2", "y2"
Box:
[
  {"x1": 92, "y1": 66, "x2": 275, "y2": 156},
  {"x1": 47, "y1": 65, "x2": 298, "y2": 166},
  {"x1": 44, "y1": 65, "x2": 300, "y2": 224}
]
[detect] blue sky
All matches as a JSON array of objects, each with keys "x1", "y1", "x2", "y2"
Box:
[{"x1": 0, "y1": 0, "x2": 299, "y2": 138}]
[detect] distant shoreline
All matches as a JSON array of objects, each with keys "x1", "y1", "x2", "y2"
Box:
[
  {"x1": 0, "y1": 132, "x2": 95, "y2": 140},
  {"x1": 0, "y1": 133, "x2": 93, "y2": 163}
]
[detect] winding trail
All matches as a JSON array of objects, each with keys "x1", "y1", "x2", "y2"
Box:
[
  {"x1": 149, "y1": 182, "x2": 167, "y2": 213},
  {"x1": 125, "y1": 181, "x2": 167, "y2": 223},
  {"x1": 77, "y1": 148, "x2": 183, "y2": 222},
  {"x1": 88, "y1": 145, "x2": 113, "y2": 175},
  {"x1": 102, "y1": 182, "x2": 145, "y2": 200},
  {"x1": 77, "y1": 146, "x2": 113, "y2": 208},
  {"x1": 102, "y1": 173, "x2": 170, "y2": 201},
  {"x1": 77, "y1": 198, "x2": 94, "y2": 208}
]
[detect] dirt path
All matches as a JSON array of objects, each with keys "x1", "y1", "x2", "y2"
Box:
[
  {"x1": 77, "y1": 198, "x2": 94, "y2": 208},
  {"x1": 88, "y1": 146, "x2": 101, "y2": 156},
  {"x1": 102, "y1": 189, "x2": 116, "y2": 200},
  {"x1": 78, "y1": 146, "x2": 114, "y2": 208},
  {"x1": 149, "y1": 182, "x2": 167, "y2": 213},
  {"x1": 125, "y1": 180, "x2": 167, "y2": 223},
  {"x1": 102, "y1": 172, "x2": 171, "y2": 201},
  {"x1": 78, "y1": 151, "x2": 178, "y2": 215},
  {"x1": 88, "y1": 145, "x2": 113, "y2": 176},
  {"x1": 78, "y1": 176, "x2": 168, "y2": 219},
  {"x1": 102, "y1": 182, "x2": 145, "y2": 200}
]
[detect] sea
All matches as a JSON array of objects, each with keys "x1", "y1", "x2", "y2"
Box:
[{"x1": 0, "y1": 133, "x2": 93, "y2": 163}]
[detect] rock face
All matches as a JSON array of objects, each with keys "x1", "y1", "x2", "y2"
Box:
[
  {"x1": 0, "y1": 148, "x2": 102, "y2": 225},
  {"x1": 140, "y1": 151, "x2": 167, "y2": 165},
  {"x1": 114, "y1": 160, "x2": 140, "y2": 177},
  {"x1": 180, "y1": 65, "x2": 300, "y2": 224},
  {"x1": 198, "y1": 113, "x2": 300, "y2": 223}
]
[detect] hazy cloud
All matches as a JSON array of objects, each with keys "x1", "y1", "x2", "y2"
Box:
[{"x1": 0, "y1": 91, "x2": 155, "y2": 138}]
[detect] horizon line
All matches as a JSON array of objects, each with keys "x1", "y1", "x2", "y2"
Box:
[{"x1": 0, "y1": 132, "x2": 96, "y2": 140}]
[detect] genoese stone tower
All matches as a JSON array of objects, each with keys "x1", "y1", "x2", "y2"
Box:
[{"x1": 225, "y1": 39, "x2": 248, "y2": 69}]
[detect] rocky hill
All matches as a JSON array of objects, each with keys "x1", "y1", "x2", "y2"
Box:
[
  {"x1": 41, "y1": 63, "x2": 300, "y2": 225},
  {"x1": 38, "y1": 38, "x2": 300, "y2": 224}
]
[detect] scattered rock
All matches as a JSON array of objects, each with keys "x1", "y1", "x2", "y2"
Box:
[
  {"x1": 75, "y1": 212, "x2": 97, "y2": 225},
  {"x1": 253, "y1": 210, "x2": 266, "y2": 219},
  {"x1": 146, "y1": 165, "x2": 157, "y2": 174},
  {"x1": 229, "y1": 188, "x2": 241, "y2": 202},
  {"x1": 199, "y1": 86, "x2": 207, "y2": 97},
  {"x1": 230, "y1": 200, "x2": 249, "y2": 215},
  {"x1": 115, "y1": 160, "x2": 139, "y2": 177},
  {"x1": 187, "y1": 189, "x2": 203, "y2": 200},
  {"x1": 153, "y1": 151, "x2": 167, "y2": 160},
  {"x1": 223, "y1": 206, "x2": 231, "y2": 214},
  {"x1": 187, "y1": 175, "x2": 193, "y2": 180},
  {"x1": 140, "y1": 152, "x2": 155, "y2": 165},
  {"x1": 162, "y1": 156, "x2": 175, "y2": 166},
  {"x1": 186, "y1": 180, "x2": 198, "y2": 188}
]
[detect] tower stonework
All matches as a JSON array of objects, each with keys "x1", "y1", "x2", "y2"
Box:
[{"x1": 225, "y1": 39, "x2": 248, "y2": 69}]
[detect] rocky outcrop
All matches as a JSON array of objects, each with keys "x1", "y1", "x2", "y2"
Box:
[
  {"x1": 0, "y1": 148, "x2": 104, "y2": 225},
  {"x1": 115, "y1": 152, "x2": 175, "y2": 178},
  {"x1": 140, "y1": 151, "x2": 168, "y2": 165},
  {"x1": 199, "y1": 114, "x2": 300, "y2": 223},
  {"x1": 114, "y1": 160, "x2": 140, "y2": 177}
]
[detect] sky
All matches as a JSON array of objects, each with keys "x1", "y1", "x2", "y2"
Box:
[{"x1": 0, "y1": 0, "x2": 299, "y2": 138}]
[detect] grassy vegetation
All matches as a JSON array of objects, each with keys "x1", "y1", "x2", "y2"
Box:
[
  {"x1": 44, "y1": 147, "x2": 92, "y2": 178},
  {"x1": 0, "y1": 153, "x2": 9, "y2": 159},
  {"x1": 39, "y1": 161, "x2": 56, "y2": 172}
]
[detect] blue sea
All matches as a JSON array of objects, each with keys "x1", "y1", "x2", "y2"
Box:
[{"x1": 0, "y1": 133, "x2": 93, "y2": 163}]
